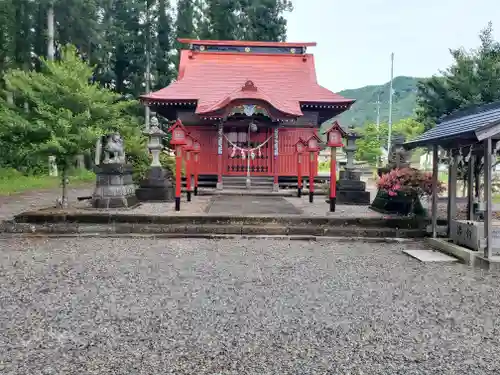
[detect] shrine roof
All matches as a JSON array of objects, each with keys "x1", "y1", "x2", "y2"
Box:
[
  {"x1": 141, "y1": 40, "x2": 354, "y2": 118},
  {"x1": 405, "y1": 101, "x2": 500, "y2": 149}
]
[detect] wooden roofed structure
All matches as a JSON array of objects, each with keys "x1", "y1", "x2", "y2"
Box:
[
  {"x1": 140, "y1": 39, "x2": 354, "y2": 191},
  {"x1": 405, "y1": 101, "x2": 500, "y2": 262}
]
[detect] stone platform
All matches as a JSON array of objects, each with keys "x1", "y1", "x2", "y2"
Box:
[{"x1": 4, "y1": 194, "x2": 434, "y2": 239}]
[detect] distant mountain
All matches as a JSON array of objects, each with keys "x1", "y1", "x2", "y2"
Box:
[{"x1": 334, "y1": 76, "x2": 421, "y2": 128}]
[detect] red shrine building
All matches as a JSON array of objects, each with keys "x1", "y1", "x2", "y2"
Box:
[{"x1": 140, "y1": 39, "x2": 354, "y2": 190}]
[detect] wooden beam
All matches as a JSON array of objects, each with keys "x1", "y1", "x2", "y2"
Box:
[
  {"x1": 484, "y1": 137, "x2": 493, "y2": 258},
  {"x1": 431, "y1": 145, "x2": 439, "y2": 238},
  {"x1": 475, "y1": 119, "x2": 500, "y2": 141}
]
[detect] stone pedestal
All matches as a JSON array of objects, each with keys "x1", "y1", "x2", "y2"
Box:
[
  {"x1": 335, "y1": 175, "x2": 371, "y2": 205},
  {"x1": 92, "y1": 164, "x2": 138, "y2": 209},
  {"x1": 136, "y1": 166, "x2": 174, "y2": 202}
]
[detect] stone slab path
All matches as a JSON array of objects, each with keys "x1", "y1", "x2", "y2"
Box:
[{"x1": 206, "y1": 195, "x2": 302, "y2": 215}]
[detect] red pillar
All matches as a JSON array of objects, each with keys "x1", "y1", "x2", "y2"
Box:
[
  {"x1": 297, "y1": 153, "x2": 302, "y2": 197},
  {"x1": 330, "y1": 147, "x2": 337, "y2": 212},
  {"x1": 194, "y1": 153, "x2": 199, "y2": 196},
  {"x1": 185, "y1": 149, "x2": 191, "y2": 202},
  {"x1": 309, "y1": 151, "x2": 315, "y2": 203},
  {"x1": 175, "y1": 145, "x2": 182, "y2": 211}
]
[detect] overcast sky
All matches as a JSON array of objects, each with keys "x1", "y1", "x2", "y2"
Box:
[{"x1": 285, "y1": 0, "x2": 500, "y2": 92}]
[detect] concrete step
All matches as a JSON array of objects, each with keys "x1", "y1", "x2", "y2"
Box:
[
  {"x1": 222, "y1": 185, "x2": 272, "y2": 191},
  {"x1": 222, "y1": 181, "x2": 274, "y2": 187}
]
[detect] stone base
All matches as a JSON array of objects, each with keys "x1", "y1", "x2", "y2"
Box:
[
  {"x1": 216, "y1": 182, "x2": 223, "y2": 190},
  {"x1": 92, "y1": 163, "x2": 138, "y2": 209},
  {"x1": 336, "y1": 190, "x2": 371, "y2": 205},
  {"x1": 136, "y1": 166, "x2": 174, "y2": 202},
  {"x1": 337, "y1": 179, "x2": 366, "y2": 191},
  {"x1": 339, "y1": 170, "x2": 361, "y2": 180},
  {"x1": 92, "y1": 196, "x2": 139, "y2": 209},
  {"x1": 136, "y1": 187, "x2": 174, "y2": 202},
  {"x1": 273, "y1": 183, "x2": 279, "y2": 192}
]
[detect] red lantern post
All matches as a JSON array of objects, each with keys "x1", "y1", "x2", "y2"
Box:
[
  {"x1": 294, "y1": 138, "x2": 307, "y2": 198},
  {"x1": 306, "y1": 134, "x2": 321, "y2": 203},
  {"x1": 184, "y1": 134, "x2": 194, "y2": 202},
  {"x1": 168, "y1": 120, "x2": 187, "y2": 211},
  {"x1": 192, "y1": 139, "x2": 201, "y2": 196},
  {"x1": 324, "y1": 122, "x2": 345, "y2": 212}
]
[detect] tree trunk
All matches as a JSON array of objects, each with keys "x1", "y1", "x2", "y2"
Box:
[
  {"x1": 61, "y1": 166, "x2": 68, "y2": 208},
  {"x1": 47, "y1": 4, "x2": 55, "y2": 60}
]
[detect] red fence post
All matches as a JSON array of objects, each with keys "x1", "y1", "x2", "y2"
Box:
[
  {"x1": 294, "y1": 138, "x2": 306, "y2": 198},
  {"x1": 192, "y1": 139, "x2": 201, "y2": 196},
  {"x1": 184, "y1": 134, "x2": 194, "y2": 202},
  {"x1": 306, "y1": 135, "x2": 320, "y2": 204},
  {"x1": 175, "y1": 146, "x2": 183, "y2": 210},
  {"x1": 168, "y1": 120, "x2": 187, "y2": 211},
  {"x1": 324, "y1": 122, "x2": 345, "y2": 212}
]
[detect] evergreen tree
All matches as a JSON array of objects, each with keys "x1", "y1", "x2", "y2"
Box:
[
  {"x1": 156, "y1": 0, "x2": 175, "y2": 88},
  {"x1": 417, "y1": 22, "x2": 500, "y2": 130},
  {"x1": 241, "y1": 0, "x2": 293, "y2": 41}
]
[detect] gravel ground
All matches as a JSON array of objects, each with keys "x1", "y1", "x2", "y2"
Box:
[{"x1": 1, "y1": 237, "x2": 500, "y2": 374}]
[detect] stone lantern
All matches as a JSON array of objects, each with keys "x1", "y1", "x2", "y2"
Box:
[
  {"x1": 335, "y1": 126, "x2": 370, "y2": 205},
  {"x1": 135, "y1": 115, "x2": 174, "y2": 202},
  {"x1": 146, "y1": 117, "x2": 166, "y2": 167}
]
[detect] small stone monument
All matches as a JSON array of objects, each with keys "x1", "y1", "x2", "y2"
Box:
[
  {"x1": 92, "y1": 132, "x2": 138, "y2": 209},
  {"x1": 48, "y1": 156, "x2": 58, "y2": 177},
  {"x1": 335, "y1": 128, "x2": 370, "y2": 205},
  {"x1": 136, "y1": 116, "x2": 174, "y2": 202}
]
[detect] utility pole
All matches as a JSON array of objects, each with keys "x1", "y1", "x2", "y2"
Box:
[
  {"x1": 145, "y1": 0, "x2": 151, "y2": 131},
  {"x1": 376, "y1": 92, "x2": 381, "y2": 168},
  {"x1": 387, "y1": 52, "x2": 395, "y2": 154}
]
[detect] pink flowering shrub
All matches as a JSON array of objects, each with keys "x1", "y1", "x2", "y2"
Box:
[{"x1": 377, "y1": 168, "x2": 444, "y2": 197}]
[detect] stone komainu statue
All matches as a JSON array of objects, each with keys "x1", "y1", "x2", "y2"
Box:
[{"x1": 102, "y1": 133, "x2": 126, "y2": 164}]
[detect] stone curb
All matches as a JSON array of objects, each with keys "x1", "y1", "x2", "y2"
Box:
[
  {"x1": 0, "y1": 222, "x2": 428, "y2": 238},
  {"x1": 12, "y1": 211, "x2": 437, "y2": 229},
  {"x1": 0, "y1": 232, "x2": 421, "y2": 243}
]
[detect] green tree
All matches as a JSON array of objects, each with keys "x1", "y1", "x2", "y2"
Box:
[
  {"x1": 240, "y1": 0, "x2": 293, "y2": 41},
  {"x1": 156, "y1": 0, "x2": 175, "y2": 89},
  {"x1": 417, "y1": 22, "x2": 500, "y2": 130},
  {"x1": 2, "y1": 44, "x2": 142, "y2": 205},
  {"x1": 355, "y1": 118, "x2": 424, "y2": 165}
]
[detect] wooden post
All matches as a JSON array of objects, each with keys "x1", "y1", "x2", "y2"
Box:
[
  {"x1": 467, "y1": 154, "x2": 475, "y2": 220},
  {"x1": 297, "y1": 153, "x2": 302, "y2": 197},
  {"x1": 185, "y1": 149, "x2": 191, "y2": 202},
  {"x1": 309, "y1": 151, "x2": 315, "y2": 203},
  {"x1": 273, "y1": 127, "x2": 279, "y2": 192},
  {"x1": 484, "y1": 138, "x2": 493, "y2": 258},
  {"x1": 330, "y1": 147, "x2": 337, "y2": 212},
  {"x1": 194, "y1": 153, "x2": 199, "y2": 196},
  {"x1": 217, "y1": 122, "x2": 223, "y2": 190},
  {"x1": 431, "y1": 144, "x2": 439, "y2": 238},
  {"x1": 175, "y1": 145, "x2": 182, "y2": 211},
  {"x1": 447, "y1": 152, "x2": 458, "y2": 237}
]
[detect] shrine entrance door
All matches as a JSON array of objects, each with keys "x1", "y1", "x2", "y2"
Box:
[{"x1": 223, "y1": 126, "x2": 272, "y2": 175}]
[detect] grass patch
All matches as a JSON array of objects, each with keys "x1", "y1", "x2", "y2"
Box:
[{"x1": 0, "y1": 169, "x2": 95, "y2": 196}]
